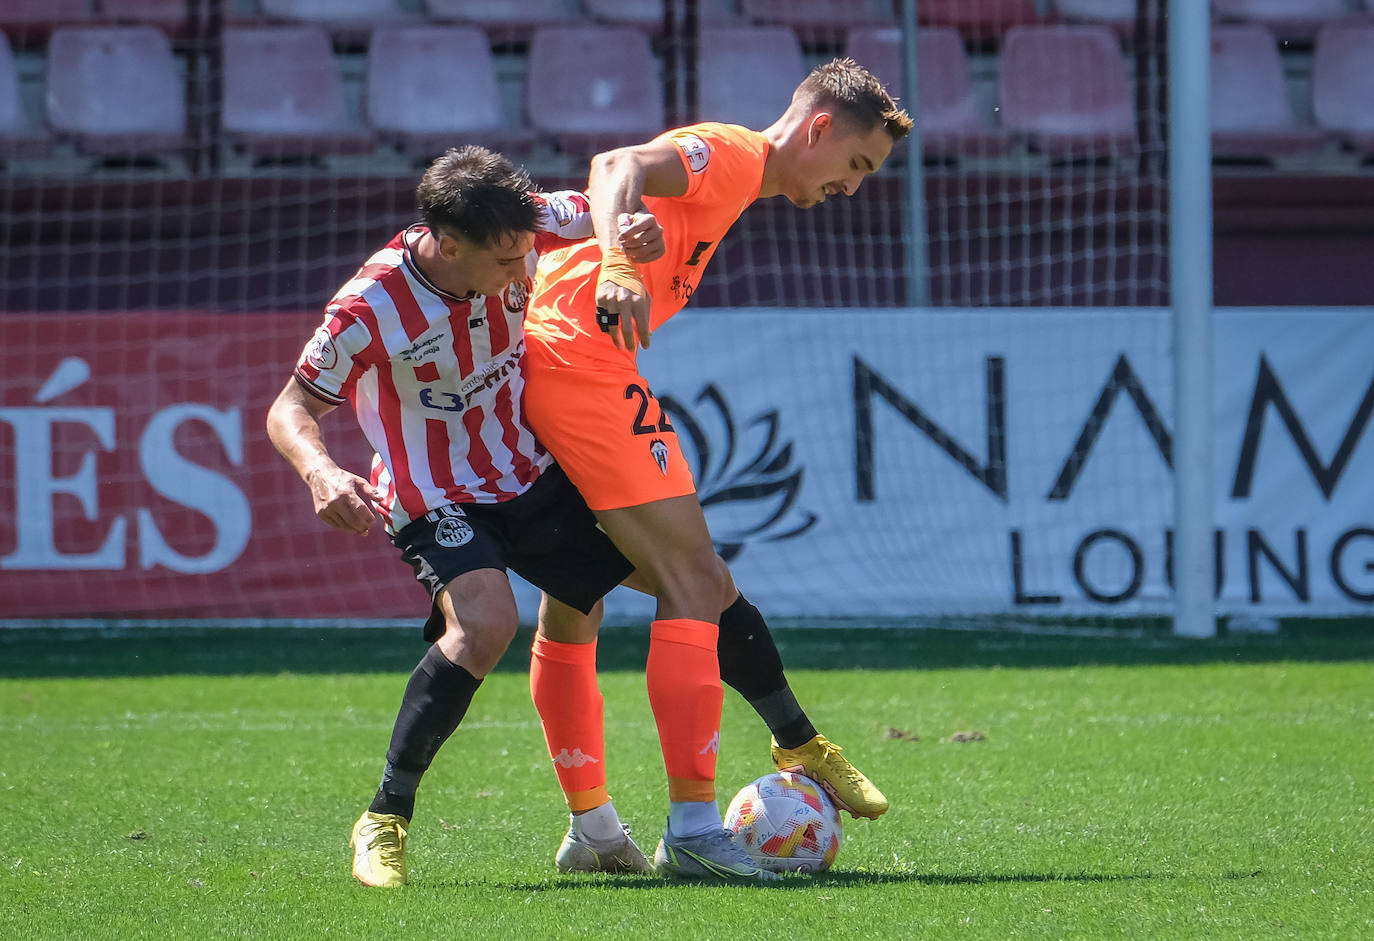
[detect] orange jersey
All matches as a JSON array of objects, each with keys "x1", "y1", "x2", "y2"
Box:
[{"x1": 524, "y1": 122, "x2": 769, "y2": 368}]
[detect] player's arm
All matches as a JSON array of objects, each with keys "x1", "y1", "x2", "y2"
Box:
[
  {"x1": 265, "y1": 378, "x2": 383, "y2": 536},
  {"x1": 587, "y1": 138, "x2": 689, "y2": 352}
]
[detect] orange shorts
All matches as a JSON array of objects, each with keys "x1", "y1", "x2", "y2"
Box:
[{"x1": 523, "y1": 346, "x2": 696, "y2": 512}]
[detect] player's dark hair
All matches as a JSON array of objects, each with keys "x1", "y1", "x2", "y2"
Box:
[
  {"x1": 415, "y1": 146, "x2": 539, "y2": 248},
  {"x1": 794, "y1": 57, "x2": 913, "y2": 142}
]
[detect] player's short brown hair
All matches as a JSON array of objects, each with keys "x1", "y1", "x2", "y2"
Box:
[
  {"x1": 793, "y1": 57, "x2": 913, "y2": 142},
  {"x1": 416, "y1": 146, "x2": 539, "y2": 247}
]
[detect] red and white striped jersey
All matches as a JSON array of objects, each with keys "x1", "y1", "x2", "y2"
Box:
[{"x1": 294, "y1": 191, "x2": 593, "y2": 533}]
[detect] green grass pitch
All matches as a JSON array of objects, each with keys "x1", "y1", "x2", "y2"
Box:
[{"x1": 2, "y1": 625, "x2": 1372, "y2": 939}]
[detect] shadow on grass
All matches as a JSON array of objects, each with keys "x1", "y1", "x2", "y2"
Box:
[
  {"x1": 2, "y1": 619, "x2": 1371, "y2": 679},
  {"x1": 444, "y1": 868, "x2": 1160, "y2": 893}
]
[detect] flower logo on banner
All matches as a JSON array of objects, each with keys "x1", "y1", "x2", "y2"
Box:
[{"x1": 657, "y1": 385, "x2": 818, "y2": 562}]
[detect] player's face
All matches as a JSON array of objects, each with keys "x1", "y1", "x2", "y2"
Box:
[
  {"x1": 786, "y1": 115, "x2": 893, "y2": 210},
  {"x1": 447, "y1": 229, "x2": 537, "y2": 297}
]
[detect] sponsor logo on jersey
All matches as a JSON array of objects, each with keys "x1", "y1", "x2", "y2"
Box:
[
  {"x1": 503, "y1": 279, "x2": 529, "y2": 313},
  {"x1": 552, "y1": 748, "x2": 600, "y2": 768},
  {"x1": 305, "y1": 326, "x2": 338, "y2": 370},
  {"x1": 399, "y1": 330, "x2": 447, "y2": 363},
  {"x1": 650, "y1": 438, "x2": 669, "y2": 475},
  {"x1": 543, "y1": 194, "x2": 576, "y2": 228},
  {"x1": 435, "y1": 516, "x2": 474, "y2": 548},
  {"x1": 674, "y1": 133, "x2": 710, "y2": 173}
]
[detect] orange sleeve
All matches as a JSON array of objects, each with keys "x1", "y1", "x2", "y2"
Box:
[{"x1": 661, "y1": 123, "x2": 769, "y2": 209}]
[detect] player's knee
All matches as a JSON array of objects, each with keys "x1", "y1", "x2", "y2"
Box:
[
  {"x1": 438, "y1": 606, "x2": 518, "y2": 677},
  {"x1": 655, "y1": 548, "x2": 728, "y2": 611}
]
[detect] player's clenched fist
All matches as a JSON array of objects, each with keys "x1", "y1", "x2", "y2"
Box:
[
  {"x1": 307, "y1": 464, "x2": 383, "y2": 535},
  {"x1": 616, "y1": 211, "x2": 664, "y2": 264}
]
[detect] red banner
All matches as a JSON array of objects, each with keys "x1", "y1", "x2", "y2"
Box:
[{"x1": 0, "y1": 312, "x2": 426, "y2": 620}]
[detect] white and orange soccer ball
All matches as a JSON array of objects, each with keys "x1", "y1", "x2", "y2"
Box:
[{"x1": 723, "y1": 771, "x2": 842, "y2": 873}]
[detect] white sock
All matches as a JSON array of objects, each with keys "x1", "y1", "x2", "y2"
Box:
[
  {"x1": 572, "y1": 800, "x2": 624, "y2": 847},
  {"x1": 668, "y1": 799, "x2": 721, "y2": 839}
]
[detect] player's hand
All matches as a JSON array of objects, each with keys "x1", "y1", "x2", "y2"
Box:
[
  {"x1": 596, "y1": 279, "x2": 652, "y2": 352},
  {"x1": 616, "y1": 211, "x2": 664, "y2": 264},
  {"x1": 307, "y1": 465, "x2": 383, "y2": 535}
]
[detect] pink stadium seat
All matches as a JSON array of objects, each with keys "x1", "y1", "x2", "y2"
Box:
[
  {"x1": 1211, "y1": 25, "x2": 1324, "y2": 160},
  {"x1": 260, "y1": 0, "x2": 407, "y2": 26},
  {"x1": 697, "y1": 26, "x2": 805, "y2": 130},
  {"x1": 221, "y1": 26, "x2": 374, "y2": 158},
  {"x1": 526, "y1": 25, "x2": 663, "y2": 153},
  {"x1": 1052, "y1": 0, "x2": 1137, "y2": 33},
  {"x1": 0, "y1": 1, "x2": 92, "y2": 45},
  {"x1": 999, "y1": 25, "x2": 1137, "y2": 157},
  {"x1": 0, "y1": 32, "x2": 52, "y2": 157},
  {"x1": 917, "y1": 0, "x2": 1041, "y2": 41},
  {"x1": 584, "y1": 0, "x2": 665, "y2": 32},
  {"x1": 45, "y1": 26, "x2": 186, "y2": 156},
  {"x1": 366, "y1": 26, "x2": 532, "y2": 156},
  {"x1": 1313, "y1": 24, "x2": 1374, "y2": 160},
  {"x1": 845, "y1": 27, "x2": 1008, "y2": 158},
  {"x1": 1212, "y1": 0, "x2": 1354, "y2": 40},
  {"x1": 424, "y1": 0, "x2": 583, "y2": 40},
  {"x1": 740, "y1": 0, "x2": 894, "y2": 38},
  {"x1": 98, "y1": 1, "x2": 188, "y2": 35}
]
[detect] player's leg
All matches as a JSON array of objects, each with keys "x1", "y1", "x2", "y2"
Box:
[
  {"x1": 712, "y1": 564, "x2": 889, "y2": 819},
  {"x1": 351, "y1": 507, "x2": 519, "y2": 887},
  {"x1": 508, "y1": 464, "x2": 645, "y2": 872},
  {"x1": 532, "y1": 594, "x2": 647, "y2": 873}
]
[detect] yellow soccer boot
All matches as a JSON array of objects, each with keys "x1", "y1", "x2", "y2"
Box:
[
  {"x1": 771, "y1": 734, "x2": 889, "y2": 820},
  {"x1": 349, "y1": 811, "x2": 408, "y2": 887}
]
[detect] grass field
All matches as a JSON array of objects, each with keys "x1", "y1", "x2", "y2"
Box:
[{"x1": 2, "y1": 625, "x2": 1372, "y2": 939}]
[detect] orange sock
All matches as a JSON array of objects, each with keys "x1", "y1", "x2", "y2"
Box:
[
  {"x1": 646, "y1": 618, "x2": 723, "y2": 803},
  {"x1": 530, "y1": 633, "x2": 608, "y2": 812}
]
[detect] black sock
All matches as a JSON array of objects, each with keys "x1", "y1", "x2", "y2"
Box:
[
  {"x1": 368, "y1": 644, "x2": 481, "y2": 820},
  {"x1": 716, "y1": 593, "x2": 817, "y2": 749}
]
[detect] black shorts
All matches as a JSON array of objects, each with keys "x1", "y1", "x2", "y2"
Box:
[{"x1": 392, "y1": 463, "x2": 635, "y2": 642}]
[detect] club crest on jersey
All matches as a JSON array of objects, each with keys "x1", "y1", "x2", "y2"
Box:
[
  {"x1": 435, "y1": 516, "x2": 474, "y2": 548},
  {"x1": 674, "y1": 133, "x2": 710, "y2": 173},
  {"x1": 650, "y1": 438, "x2": 670, "y2": 475},
  {"x1": 503, "y1": 280, "x2": 529, "y2": 313},
  {"x1": 305, "y1": 326, "x2": 338, "y2": 370}
]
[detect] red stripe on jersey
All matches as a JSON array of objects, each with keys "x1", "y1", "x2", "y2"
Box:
[
  {"x1": 424, "y1": 417, "x2": 466, "y2": 505},
  {"x1": 384, "y1": 274, "x2": 431, "y2": 341},
  {"x1": 461, "y1": 405, "x2": 515, "y2": 500},
  {"x1": 413, "y1": 362, "x2": 439, "y2": 383},
  {"x1": 485, "y1": 294, "x2": 510, "y2": 354},
  {"x1": 374, "y1": 358, "x2": 429, "y2": 521},
  {"x1": 494, "y1": 380, "x2": 535, "y2": 487},
  {"x1": 446, "y1": 299, "x2": 475, "y2": 378}
]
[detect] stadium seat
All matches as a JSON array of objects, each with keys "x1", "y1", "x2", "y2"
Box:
[
  {"x1": 1313, "y1": 24, "x2": 1374, "y2": 160},
  {"x1": 845, "y1": 27, "x2": 1008, "y2": 158},
  {"x1": 998, "y1": 25, "x2": 1137, "y2": 158},
  {"x1": 1211, "y1": 25, "x2": 1325, "y2": 160},
  {"x1": 1052, "y1": 0, "x2": 1137, "y2": 33},
  {"x1": 0, "y1": 1, "x2": 92, "y2": 46},
  {"x1": 917, "y1": 0, "x2": 1041, "y2": 41},
  {"x1": 45, "y1": 26, "x2": 186, "y2": 156},
  {"x1": 366, "y1": 26, "x2": 532, "y2": 157},
  {"x1": 584, "y1": 0, "x2": 665, "y2": 33},
  {"x1": 526, "y1": 25, "x2": 663, "y2": 153},
  {"x1": 1212, "y1": 0, "x2": 1354, "y2": 40},
  {"x1": 260, "y1": 0, "x2": 408, "y2": 25},
  {"x1": 739, "y1": 0, "x2": 894, "y2": 40},
  {"x1": 697, "y1": 26, "x2": 805, "y2": 130},
  {"x1": 221, "y1": 26, "x2": 374, "y2": 158},
  {"x1": 98, "y1": 1, "x2": 189, "y2": 35},
  {"x1": 0, "y1": 31, "x2": 52, "y2": 157},
  {"x1": 423, "y1": 0, "x2": 583, "y2": 40}
]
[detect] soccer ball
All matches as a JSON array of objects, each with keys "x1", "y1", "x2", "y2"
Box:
[{"x1": 724, "y1": 771, "x2": 842, "y2": 873}]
